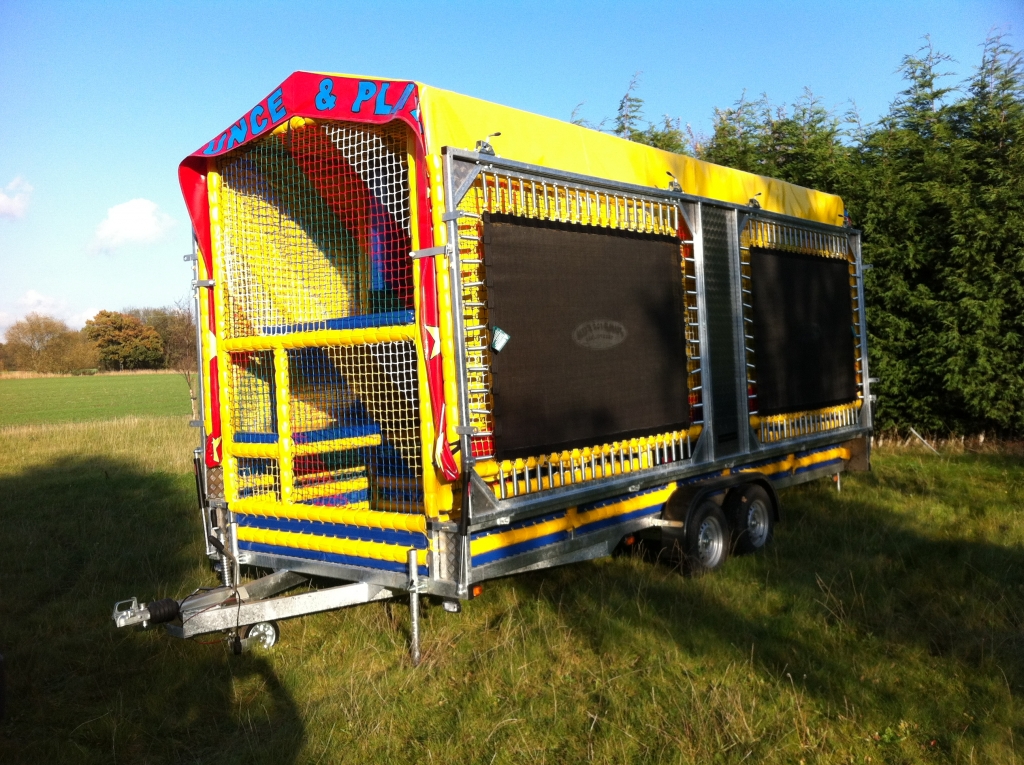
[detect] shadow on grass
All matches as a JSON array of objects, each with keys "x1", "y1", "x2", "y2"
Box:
[
  {"x1": 0, "y1": 455, "x2": 305, "y2": 764},
  {"x1": 510, "y1": 453, "x2": 1024, "y2": 746}
]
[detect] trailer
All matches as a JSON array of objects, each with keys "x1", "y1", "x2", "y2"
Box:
[{"x1": 112, "y1": 72, "x2": 873, "y2": 659}]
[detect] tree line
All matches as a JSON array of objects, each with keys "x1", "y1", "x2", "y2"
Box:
[
  {"x1": 595, "y1": 36, "x2": 1023, "y2": 436},
  {"x1": 0, "y1": 304, "x2": 196, "y2": 377}
]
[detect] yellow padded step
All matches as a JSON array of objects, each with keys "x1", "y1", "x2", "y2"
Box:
[
  {"x1": 237, "y1": 526, "x2": 428, "y2": 565},
  {"x1": 232, "y1": 497, "x2": 427, "y2": 532}
]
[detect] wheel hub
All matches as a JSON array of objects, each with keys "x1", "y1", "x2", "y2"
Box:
[
  {"x1": 746, "y1": 500, "x2": 770, "y2": 547},
  {"x1": 697, "y1": 517, "x2": 724, "y2": 566},
  {"x1": 246, "y1": 621, "x2": 278, "y2": 650}
]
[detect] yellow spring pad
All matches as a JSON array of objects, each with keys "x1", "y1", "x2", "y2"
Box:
[
  {"x1": 471, "y1": 446, "x2": 851, "y2": 557},
  {"x1": 736, "y1": 447, "x2": 850, "y2": 477},
  {"x1": 470, "y1": 484, "x2": 677, "y2": 558}
]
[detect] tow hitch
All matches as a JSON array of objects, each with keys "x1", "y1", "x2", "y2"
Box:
[{"x1": 112, "y1": 569, "x2": 397, "y2": 653}]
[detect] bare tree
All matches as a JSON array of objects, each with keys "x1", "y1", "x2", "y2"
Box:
[
  {"x1": 167, "y1": 299, "x2": 199, "y2": 418},
  {"x1": 124, "y1": 301, "x2": 199, "y2": 416},
  {"x1": 4, "y1": 313, "x2": 98, "y2": 373}
]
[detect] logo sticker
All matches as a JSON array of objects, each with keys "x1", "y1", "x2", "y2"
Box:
[{"x1": 572, "y1": 320, "x2": 628, "y2": 351}]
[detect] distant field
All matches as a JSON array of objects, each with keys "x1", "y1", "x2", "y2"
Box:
[
  {"x1": 0, "y1": 417, "x2": 1021, "y2": 763},
  {"x1": 0, "y1": 373, "x2": 192, "y2": 426}
]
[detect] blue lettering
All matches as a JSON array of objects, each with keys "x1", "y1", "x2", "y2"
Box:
[
  {"x1": 316, "y1": 78, "x2": 336, "y2": 111},
  {"x1": 352, "y1": 81, "x2": 376, "y2": 113},
  {"x1": 268, "y1": 87, "x2": 287, "y2": 122},
  {"x1": 374, "y1": 82, "x2": 393, "y2": 115},
  {"x1": 227, "y1": 118, "x2": 248, "y2": 149},
  {"x1": 393, "y1": 83, "x2": 415, "y2": 112},
  {"x1": 203, "y1": 133, "x2": 228, "y2": 155},
  {"x1": 249, "y1": 105, "x2": 268, "y2": 135}
]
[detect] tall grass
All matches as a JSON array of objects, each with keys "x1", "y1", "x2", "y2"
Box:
[
  {"x1": 0, "y1": 419, "x2": 1021, "y2": 763},
  {"x1": 0, "y1": 375, "x2": 192, "y2": 426}
]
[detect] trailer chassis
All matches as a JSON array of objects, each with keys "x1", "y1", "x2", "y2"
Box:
[{"x1": 112, "y1": 148, "x2": 872, "y2": 663}]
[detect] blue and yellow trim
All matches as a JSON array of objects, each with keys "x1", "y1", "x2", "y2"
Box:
[{"x1": 469, "y1": 445, "x2": 850, "y2": 568}]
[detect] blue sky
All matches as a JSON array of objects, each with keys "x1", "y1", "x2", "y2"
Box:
[{"x1": 1, "y1": 0, "x2": 1020, "y2": 334}]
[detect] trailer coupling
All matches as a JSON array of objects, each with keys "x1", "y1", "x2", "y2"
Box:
[
  {"x1": 112, "y1": 596, "x2": 179, "y2": 630},
  {"x1": 109, "y1": 556, "x2": 435, "y2": 661},
  {"x1": 111, "y1": 570, "x2": 398, "y2": 652}
]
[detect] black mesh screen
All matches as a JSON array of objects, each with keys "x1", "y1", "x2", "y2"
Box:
[
  {"x1": 483, "y1": 213, "x2": 689, "y2": 461},
  {"x1": 750, "y1": 247, "x2": 858, "y2": 415}
]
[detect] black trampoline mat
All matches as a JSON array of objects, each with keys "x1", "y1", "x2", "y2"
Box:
[
  {"x1": 749, "y1": 247, "x2": 858, "y2": 415},
  {"x1": 483, "y1": 213, "x2": 689, "y2": 460}
]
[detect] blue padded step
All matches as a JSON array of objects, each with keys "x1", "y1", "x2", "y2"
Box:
[
  {"x1": 238, "y1": 514, "x2": 427, "y2": 548},
  {"x1": 234, "y1": 432, "x2": 278, "y2": 444},
  {"x1": 292, "y1": 423, "x2": 381, "y2": 445},
  {"x1": 262, "y1": 310, "x2": 414, "y2": 336},
  {"x1": 297, "y1": 488, "x2": 371, "y2": 506}
]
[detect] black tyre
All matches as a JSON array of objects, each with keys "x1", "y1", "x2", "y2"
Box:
[
  {"x1": 684, "y1": 500, "x2": 730, "y2": 575},
  {"x1": 725, "y1": 483, "x2": 774, "y2": 554}
]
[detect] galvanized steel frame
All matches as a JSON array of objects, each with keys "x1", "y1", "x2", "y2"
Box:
[
  {"x1": 197, "y1": 148, "x2": 870, "y2": 602},
  {"x1": 440, "y1": 149, "x2": 871, "y2": 544}
]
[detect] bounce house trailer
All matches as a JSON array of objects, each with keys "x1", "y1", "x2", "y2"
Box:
[{"x1": 112, "y1": 72, "x2": 873, "y2": 659}]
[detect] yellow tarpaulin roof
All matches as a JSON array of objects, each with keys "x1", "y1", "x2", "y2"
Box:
[{"x1": 417, "y1": 84, "x2": 844, "y2": 225}]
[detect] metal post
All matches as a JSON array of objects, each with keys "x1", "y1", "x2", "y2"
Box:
[
  {"x1": 442, "y1": 153, "x2": 477, "y2": 599},
  {"x1": 229, "y1": 511, "x2": 241, "y2": 587},
  {"x1": 408, "y1": 548, "x2": 421, "y2": 667}
]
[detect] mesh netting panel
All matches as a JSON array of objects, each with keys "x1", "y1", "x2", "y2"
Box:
[
  {"x1": 288, "y1": 341, "x2": 422, "y2": 512},
  {"x1": 235, "y1": 457, "x2": 280, "y2": 500},
  {"x1": 292, "y1": 449, "x2": 370, "y2": 507},
  {"x1": 229, "y1": 351, "x2": 276, "y2": 440},
  {"x1": 218, "y1": 121, "x2": 414, "y2": 338},
  {"x1": 750, "y1": 247, "x2": 858, "y2": 415},
  {"x1": 484, "y1": 214, "x2": 690, "y2": 460}
]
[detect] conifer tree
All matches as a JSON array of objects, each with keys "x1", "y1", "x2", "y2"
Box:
[{"x1": 606, "y1": 36, "x2": 1024, "y2": 434}]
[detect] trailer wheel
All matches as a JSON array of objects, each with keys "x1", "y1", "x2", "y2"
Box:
[
  {"x1": 685, "y1": 501, "x2": 730, "y2": 575},
  {"x1": 725, "y1": 484, "x2": 774, "y2": 554},
  {"x1": 241, "y1": 621, "x2": 279, "y2": 650}
]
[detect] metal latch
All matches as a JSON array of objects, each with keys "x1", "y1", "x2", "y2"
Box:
[
  {"x1": 193, "y1": 279, "x2": 215, "y2": 288},
  {"x1": 112, "y1": 597, "x2": 151, "y2": 628},
  {"x1": 409, "y1": 245, "x2": 450, "y2": 259},
  {"x1": 441, "y1": 210, "x2": 481, "y2": 222}
]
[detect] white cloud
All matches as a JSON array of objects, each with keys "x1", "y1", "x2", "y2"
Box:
[
  {"x1": 17, "y1": 289, "x2": 61, "y2": 315},
  {"x1": 0, "y1": 177, "x2": 33, "y2": 220},
  {"x1": 0, "y1": 290, "x2": 97, "y2": 338},
  {"x1": 89, "y1": 198, "x2": 174, "y2": 254}
]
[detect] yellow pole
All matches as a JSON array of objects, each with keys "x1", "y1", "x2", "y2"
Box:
[{"x1": 274, "y1": 346, "x2": 293, "y2": 503}]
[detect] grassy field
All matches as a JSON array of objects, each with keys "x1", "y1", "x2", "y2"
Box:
[
  {"x1": 0, "y1": 373, "x2": 192, "y2": 426},
  {"x1": 0, "y1": 414, "x2": 1021, "y2": 763}
]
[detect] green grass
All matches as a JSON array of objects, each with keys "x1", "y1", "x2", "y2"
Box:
[
  {"x1": 0, "y1": 418, "x2": 1021, "y2": 763},
  {"x1": 0, "y1": 374, "x2": 192, "y2": 426}
]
